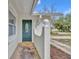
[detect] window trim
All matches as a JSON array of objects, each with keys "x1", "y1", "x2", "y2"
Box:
[{"x1": 9, "y1": 11, "x2": 16, "y2": 36}]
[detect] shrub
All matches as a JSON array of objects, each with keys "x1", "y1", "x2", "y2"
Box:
[{"x1": 54, "y1": 14, "x2": 71, "y2": 32}]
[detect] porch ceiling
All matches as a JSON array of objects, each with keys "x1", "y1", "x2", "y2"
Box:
[{"x1": 9, "y1": 0, "x2": 38, "y2": 17}]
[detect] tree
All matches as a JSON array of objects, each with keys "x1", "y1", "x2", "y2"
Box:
[{"x1": 54, "y1": 13, "x2": 71, "y2": 32}]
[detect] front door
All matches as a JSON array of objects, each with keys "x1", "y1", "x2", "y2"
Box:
[{"x1": 22, "y1": 20, "x2": 32, "y2": 41}]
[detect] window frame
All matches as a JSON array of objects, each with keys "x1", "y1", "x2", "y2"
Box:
[{"x1": 9, "y1": 11, "x2": 16, "y2": 36}]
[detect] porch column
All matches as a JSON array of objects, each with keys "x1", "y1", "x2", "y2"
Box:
[{"x1": 43, "y1": 19, "x2": 50, "y2": 59}]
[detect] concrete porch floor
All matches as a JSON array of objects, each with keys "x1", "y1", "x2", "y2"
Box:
[
  {"x1": 10, "y1": 42, "x2": 71, "y2": 59},
  {"x1": 10, "y1": 42, "x2": 41, "y2": 59}
]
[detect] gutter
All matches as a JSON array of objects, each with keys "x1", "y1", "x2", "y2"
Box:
[{"x1": 30, "y1": 0, "x2": 38, "y2": 15}]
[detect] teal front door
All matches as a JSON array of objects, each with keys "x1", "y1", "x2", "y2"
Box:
[{"x1": 22, "y1": 20, "x2": 32, "y2": 41}]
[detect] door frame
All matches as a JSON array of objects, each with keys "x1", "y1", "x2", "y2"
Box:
[{"x1": 22, "y1": 19, "x2": 32, "y2": 42}]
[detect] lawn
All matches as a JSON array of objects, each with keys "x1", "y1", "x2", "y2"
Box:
[{"x1": 51, "y1": 31, "x2": 71, "y2": 46}]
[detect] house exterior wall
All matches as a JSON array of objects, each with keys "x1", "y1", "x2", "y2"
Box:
[
  {"x1": 8, "y1": 4, "x2": 18, "y2": 59},
  {"x1": 32, "y1": 18, "x2": 44, "y2": 59},
  {"x1": 8, "y1": 9, "x2": 46, "y2": 59},
  {"x1": 9, "y1": 2, "x2": 45, "y2": 59},
  {"x1": 33, "y1": 29, "x2": 44, "y2": 59},
  {"x1": 33, "y1": 18, "x2": 51, "y2": 59},
  {"x1": 16, "y1": 16, "x2": 38, "y2": 42},
  {"x1": 8, "y1": 0, "x2": 39, "y2": 59},
  {"x1": 17, "y1": 15, "x2": 45, "y2": 59},
  {"x1": 8, "y1": 12, "x2": 36, "y2": 59}
]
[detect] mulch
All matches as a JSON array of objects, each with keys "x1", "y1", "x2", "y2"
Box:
[{"x1": 50, "y1": 46, "x2": 71, "y2": 59}]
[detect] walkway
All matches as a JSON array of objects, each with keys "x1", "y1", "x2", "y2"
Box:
[
  {"x1": 10, "y1": 42, "x2": 40, "y2": 59},
  {"x1": 10, "y1": 42, "x2": 70, "y2": 59}
]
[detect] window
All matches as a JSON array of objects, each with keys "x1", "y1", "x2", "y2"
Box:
[
  {"x1": 9, "y1": 11, "x2": 16, "y2": 36},
  {"x1": 25, "y1": 23, "x2": 29, "y2": 32}
]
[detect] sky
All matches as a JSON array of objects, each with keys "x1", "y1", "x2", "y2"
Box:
[{"x1": 34, "y1": 0, "x2": 71, "y2": 15}]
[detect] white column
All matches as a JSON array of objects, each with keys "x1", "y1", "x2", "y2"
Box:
[{"x1": 43, "y1": 19, "x2": 50, "y2": 59}]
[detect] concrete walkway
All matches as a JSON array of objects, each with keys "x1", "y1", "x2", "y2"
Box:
[
  {"x1": 10, "y1": 42, "x2": 40, "y2": 59},
  {"x1": 10, "y1": 42, "x2": 71, "y2": 59},
  {"x1": 51, "y1": 32, "x2": 71, "y2": 39},
  {"x1": 51, "y1": 36, "x2": 71, "y2": 40}
]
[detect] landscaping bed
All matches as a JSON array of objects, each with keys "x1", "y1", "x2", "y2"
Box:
[{"x1": 50, "y1": 45, "x2": 71, "y2": 59}]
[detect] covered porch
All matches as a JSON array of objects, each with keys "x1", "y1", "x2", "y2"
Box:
[
  {"x1": 9, "y1": 0, "x2": 51, "y2": 59},
  {"x1": 8, "y1": 0, "x2": 70, "y2": 59}
]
